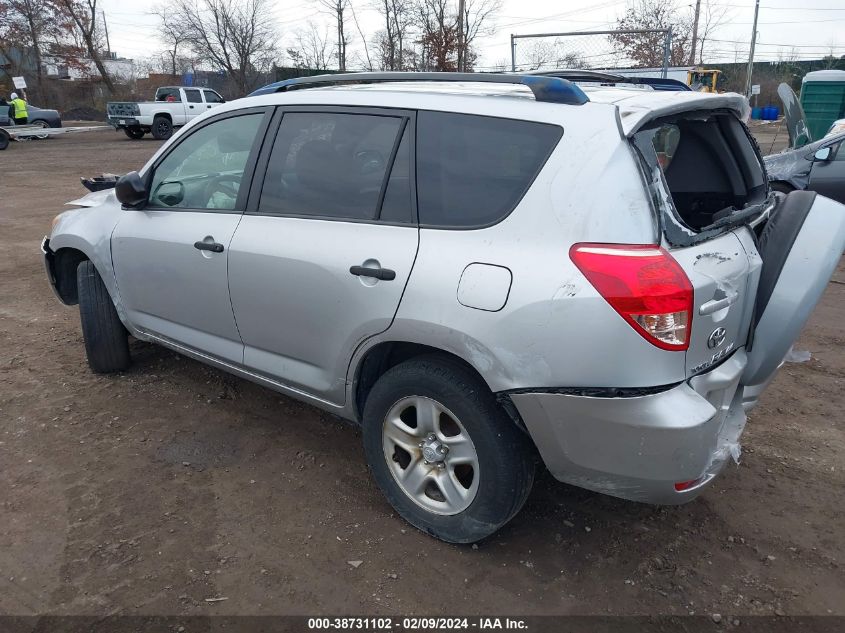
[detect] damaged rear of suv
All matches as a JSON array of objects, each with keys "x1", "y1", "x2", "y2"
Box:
[
  {"x1": 510, "y1": 89, "x2": 845, "y2": 508},
  {"x1": 43, "y1": 76, "x2": 845, "y2": 543}
]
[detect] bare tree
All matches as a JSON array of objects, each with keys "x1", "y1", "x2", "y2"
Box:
[
  {"x1": 696, "y1": 0, "x2": 729, "y2": 64},
  {"x1": 372, "y1": 0, "x2": 414, "y2": 70},
  {"x1": 519, "y1": 39, "x2": 557, "y2": 71},
  {"x1": 0, "y1": 0, "x2": 75, "y2": 88},
  {"x1": 610, "y1": 0, "x2": 693, "y2": 67},
  {"x1": 153, "y1": 5, "x2": 192, "y2": 77},
  {"x1": 287, "y1": 21, "x2": 333, "y2": 71},
  {"x1": 349, "y1": 1, "x2": 372, "y2": 70},
  {"x1": 317, "y1": 0, "x2": 348, "y2": 71},
  {"x1": 457, "y1": 0, "x2": 500, "y2": 72},
  {"x1": 415, "y1": 0, "x2": 458, "y2": 71},
  {"x1": 56, "y1": 0, "x2": 114, "y2": 92},
  {"x1": 170, "y1": 0, "x2": 278, "y2": 95}
]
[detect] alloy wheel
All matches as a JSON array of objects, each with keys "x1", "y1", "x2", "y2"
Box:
[{"x1": 382, "y1": 396, "x2": 480, "y2": 515}]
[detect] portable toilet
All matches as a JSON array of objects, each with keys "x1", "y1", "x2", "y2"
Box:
[{"x1": 800, "y1": 69, "x2": 845, "y2": 140}]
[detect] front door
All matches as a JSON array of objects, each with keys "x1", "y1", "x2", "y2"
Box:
[
  {"x1": 227, "y1": 108, "x2": 419, "y2": 404},
  {"x1": 809, "y1": 139, "x2": 845, "y2": 203},
  {"x1": 112, "y1": 109, "x2": 269, "y2": 364}
]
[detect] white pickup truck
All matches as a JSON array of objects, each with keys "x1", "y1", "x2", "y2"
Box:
[{"x1": 106, "y1": 86, "x2": 226, "y2": 140}]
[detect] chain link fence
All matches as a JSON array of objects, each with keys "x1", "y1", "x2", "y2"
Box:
[{"x1": 509, "y1": 29, "x2": 672, "y2": 77}]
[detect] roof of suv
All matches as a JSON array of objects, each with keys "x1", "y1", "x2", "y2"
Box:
[{"x1": 240, "y1": 73, "x2": 748, "y2": 137}]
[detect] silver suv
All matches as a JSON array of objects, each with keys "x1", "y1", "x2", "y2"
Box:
[{"x1": 43, "y1": 73, "x2": 845, "y2": 543}]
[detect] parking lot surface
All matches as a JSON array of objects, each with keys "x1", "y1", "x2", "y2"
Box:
[{"x1": 1, "y1": 130, "x2": 843, "y2": 617}]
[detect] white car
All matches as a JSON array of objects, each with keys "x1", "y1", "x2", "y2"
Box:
[{"x1": 106, "y1": 86, "x2": 225, "y2": 140}]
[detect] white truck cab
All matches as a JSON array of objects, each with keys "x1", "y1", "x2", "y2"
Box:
[{"x1": 106, "y1": 86, "x2": 226, "y2": 141}]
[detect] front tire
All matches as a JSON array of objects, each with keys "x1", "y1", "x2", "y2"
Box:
[
  {"x1": 362, "y1": 356, "x2": 535, "y2": 543},
  {"x1": 77, "y1": 260, "x2": 130, "y2": 373},
  {"x1": 151, "y1": 116, "x2": 173, "y2": 140}
]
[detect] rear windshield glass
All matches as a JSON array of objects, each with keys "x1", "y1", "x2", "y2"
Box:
[
  {"x1": 416, "y1": 112, "x2": 562, "y2": 228},
  {"x1": 633, "y1": 111, "x2": 769, "y2": 245}
]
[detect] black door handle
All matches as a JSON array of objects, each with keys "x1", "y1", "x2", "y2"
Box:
[
  {"x1": 350, "y1": 265, "x2": 396, "y2": 281},
  {"x1": 189, "y1": 105, "x2": 194, "y2": 109},
  {"x1": 194, "y1": 241, "x2": 224, "y2": 253}
]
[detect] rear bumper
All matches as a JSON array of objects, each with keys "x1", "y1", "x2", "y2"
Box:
[
  {"x1": 509, "y1": 350, "x2": 749, "y2": 505},
  {"x1": 108, "y1": 117, "x2": 141, "y2": 129}
]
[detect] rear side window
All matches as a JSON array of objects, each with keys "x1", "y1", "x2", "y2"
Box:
[
  {"x1": 416, "y1": 112, "x2": 562, "y2": 228},
  {"x1": 156, "y1": 87, "x2": 181, "y2": 102},
  {"x1": 185, "y1": 89, "x2": 202, "y2": 103},
  {"x1": 259, "y1": 112, "x2": 404, "y2": 221}
]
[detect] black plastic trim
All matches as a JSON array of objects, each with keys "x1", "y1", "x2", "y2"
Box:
[{"x1": 499, "y1": 382, "x2": 683, "y2": 399}]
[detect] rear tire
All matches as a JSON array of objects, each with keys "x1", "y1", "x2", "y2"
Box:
[
  {"x1": 362, "y1": 356, "x2": 535, "y2": 543},
  {"x1": 151, "y1": 116, "x2": 173, "y2": 140},
  {"x1": 77, "y1": 260, "x2": 130, "y2": 373},
  {"x1": 29, "y1": 119, "x2": 50, "y2": 139},
  {"x1": 124, "y1": 127, "x2": 145, "y2": 140}
]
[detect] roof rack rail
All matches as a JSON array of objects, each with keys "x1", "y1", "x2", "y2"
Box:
[
  {"x1": 249, "y1": 72, "x2": 589, "y2": 105},
  {"x1": 526, "y1": 69, "x2": 628, "y2": 84}
]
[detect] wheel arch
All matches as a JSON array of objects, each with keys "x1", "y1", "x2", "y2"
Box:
[
  {"x1": 51, "y1": 246, "x2": 89, "y2": 305},
  {"x1": 48, "y1": 232, "x2": 121, "y2": 310},
  {"x1": 153, "y1": 111, "x2": 173, "y2": 122},
  {"x1": 350, "y1": 340, "x2": 524, "y2": 432}
]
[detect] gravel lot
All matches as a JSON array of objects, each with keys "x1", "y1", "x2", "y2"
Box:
[{"x1": 1, "y1": 129, "x2": 843, "y2": 620}]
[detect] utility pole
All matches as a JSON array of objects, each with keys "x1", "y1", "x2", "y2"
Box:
[
  {"x1": 336, "y1": 1, "x2": 346, "y2": 72},
  {"x1": 101, "y1": 10, "x2": 111, "y2": 58},
  {"x1": 510, "y1": 34, "x2": 516, "y2": 72},
  {"x1": 457, "y1": 0, "x2": 466, "y2": 72},
  {"x1": 745, "y1": 0, "x2": 760, "y2": 98},
  {"x1": 689, "y1": 0, "x2": 701, "y2": 65}
]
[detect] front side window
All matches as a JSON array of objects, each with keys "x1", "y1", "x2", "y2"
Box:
[
  {"x1": 259, "y1": 112, "x2": 405, "y2": 221},
  {"x1": 416, "y1": 112, "x2": 562, "y2": 227},
  {"x1": 203, "y1": 90, "x2": 224, "y2": 104},
  {"x1": 148, "y1": 113, "x2": 264, "y2": 211}
]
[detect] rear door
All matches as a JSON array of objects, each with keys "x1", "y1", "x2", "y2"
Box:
[
  {"x1": 633, "y1": 113, "x2": 767, "y2": 378},
  {"x1": 183, "y1": 88, "x2": 204, "y2": 121},
  {"x1": 670, "y1": 231, "x2": 758, "y2": 377},
  {"x1": 227, "y1": 107, "x2": 419, "y2": 405},
  {"x1": 633, "y1": 109, "x2": 845, "y2": 386},
  {"x1": 742, "y1": 192, "x2": 845, "y2": 390}
]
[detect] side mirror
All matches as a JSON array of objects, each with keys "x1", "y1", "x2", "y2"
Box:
[
  {"x1": 152, "y1": 181, "x2": 185, "y2": 207},
  {"x1": 115, "y1": 171, "x2": 147, "y2": 207},
  {"x1": 814, "y1": 146, "x2": 833, "y2": 162}
]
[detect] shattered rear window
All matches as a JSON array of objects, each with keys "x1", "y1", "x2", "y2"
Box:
[{"x1": 632, "y1": 110, "x2": 772, "y2": 247}]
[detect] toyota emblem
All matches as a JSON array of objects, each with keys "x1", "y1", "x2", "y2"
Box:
[{"x1": 707, "y1": 327, "x2": 727, "y2": 349}]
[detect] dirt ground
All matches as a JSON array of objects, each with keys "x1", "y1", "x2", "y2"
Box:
[{"x1": 1, "y1": 129, "x2": 843, "y2": 621}]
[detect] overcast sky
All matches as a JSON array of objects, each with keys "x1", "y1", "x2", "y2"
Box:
[{"x1": 99, "y1": 0, "x2": 845, "y2": 70}]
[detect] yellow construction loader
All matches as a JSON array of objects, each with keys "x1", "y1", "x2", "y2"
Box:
[{"x1": 687, "y1": 68, "x2": 722, "y2": 93}]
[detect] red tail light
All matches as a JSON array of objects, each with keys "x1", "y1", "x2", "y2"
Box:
[{"x1": 569, "y1": 243, "x2": 693, "y2": 352}]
